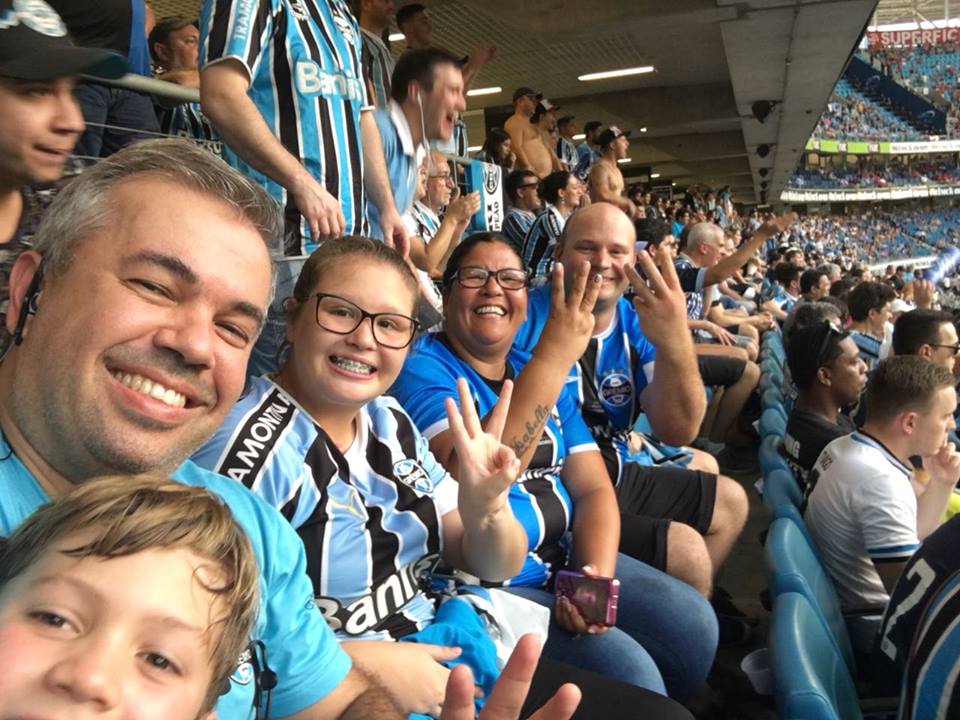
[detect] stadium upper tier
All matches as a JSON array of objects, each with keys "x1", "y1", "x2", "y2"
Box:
[
  {"x1": 787, "y1": 163, "x2": 960, "y2": 189},
  {"x1": 811, "y1": 78, "x2": 928, "y2": 142},
  {"x1": 860, "y1": 42, "x2": 960, "y2": 109}
]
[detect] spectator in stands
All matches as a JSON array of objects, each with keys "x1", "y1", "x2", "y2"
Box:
[
  {"x1": 805, "y1": 356, "x2": 958, "y2": 651},
  {"x1": 530, "y1": 100, "x2": 564, "y2": 174},
  {"x1": 577, "y1": 120, "x2": 603, "y2": 168},
  {"x1": 522, "y1": 170, "x2": 584, "y2": 283},
  {"x1": 893, "y1": 308, "x2": 960, "y2": 373},
  {"x1": 148, "y1": 17, "x2": 220, "y2": 154},
  {"x1": 148, "y1": 16, "x2": 199, "y2": 86},
  {"x1": 0, "y1": 3, "x2": 126, "y2": 353},
  {"x1": 873, "y1": 514, "x2": 960, "y2": 715},
  {"x1": 830, "y1": 276, "x2": 855, "y2": 305},
  {"x1": 848, "y1": 280, "x2": 897, "y2": 370},
  {"x1": 48, "y1": 0, "x2": 160, "y2": 159},
  {"x1": 818, "y1": 261, "x2": 843, "y2": 284},
  {"x1": 783, "y1": 320, "x2": 867, "y2": 489},
  {"x1": 365, "y1": 48, "x2": 469, "y2": 242},
  {"x1": 0, "y1": 475, "x2": 261, "y2": 720},
  {"x1": 799, "y1": 268, "x2": 831, "y2": 303},
  {"x1": 556, "y1": 115, "x2": 579, "y2": 170},
  {"x1": 403, "y1": 158, "x2": 477, "y2": 325},
  {"x1": 357, "y1": 0, "x2": 396, "y2": 109},
  {"x1": 589, "y1": 127, "x2": 635, "y2": 217},
  {"x1": 192, "y1": 236, "x2": 534, "y2": 715},
  {"x1": 198, "y1": 0, "x2": 405, "y2": 249},
  {"x1": 506, "y1": 87, "x2": 554, "y2": 179},
  {"x1": 502, "y1": 169, "x2": 541, "y2": 251},
  {"x1": 478, "y1": 128, "x2": 515, "y2": 171},
  {"x1": 0, "y1": 139, "x2": 409, "y2": 718},
  {"x1": 512, "y1": 204, "x2": 748, "y2": 602},
  {"x1": 763, "y1": 263, "x2": 801, "y2": 321},
  {"x1": 391, "y1": 232, "x2": 719, "y2": 701}
]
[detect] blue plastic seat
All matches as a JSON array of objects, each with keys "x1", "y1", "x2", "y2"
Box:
[
  {"x1": 762, "y1": 468, "x2": 802, "y2": 514},
  {"x1": 759, "y1": 435, "x2": 792, "y2": 478},
  {"x1": 759, "y1": 407, "x2": 787, "y2": 440},
  {"x1": 770, "y1": 592, "x2": 862, "y2": 720},
  {"x1": 765, "y1": 518, "x2": 854, "y2": 673}
]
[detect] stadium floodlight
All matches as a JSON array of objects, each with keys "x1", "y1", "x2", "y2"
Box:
[
  {"x1": 466, "y1": 86, "x2": 502, "y2": 97},
  {"x1": 388, "y1": 32, "x2": 405, "y2": 41},
  {"x1": 578, "y1": 66, "x2": 655, "y2": 82}
]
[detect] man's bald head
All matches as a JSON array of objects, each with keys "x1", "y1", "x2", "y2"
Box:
[
  {"x1": 556, "y1": 204, "x2": 637, "y2": 311},
  {"x1": 561, "y1": 203, "x2": 636, "y2": 248}
]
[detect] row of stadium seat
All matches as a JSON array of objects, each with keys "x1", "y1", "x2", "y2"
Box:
[{"x1": 755, "y1": 330, "x2": 890, "y2": 720}]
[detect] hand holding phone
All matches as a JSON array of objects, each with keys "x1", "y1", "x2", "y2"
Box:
[{"x1": 554, "y1": 568, "x2": 620, "y2": 628}]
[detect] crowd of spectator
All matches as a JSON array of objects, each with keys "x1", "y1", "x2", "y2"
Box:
[
  {"x1": 861, "y1": 41, "x2": 960, "y2": 110},
  {"x1": 3, "y1": 2, "x2": 960, "y2": 720},
  {"x1": 811, "y1": 78, "x2": 928, "y2": 142},
  {"x1": 788, "y1": 161, "x2": 960, "y2": 189}
]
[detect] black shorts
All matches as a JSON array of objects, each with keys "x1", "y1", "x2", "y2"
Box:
[
  {"x1": 614, "y1": 464, "x2": 717, "y2": 571},
  {"x1": 697, "y1": 354, "x2": 746, "y2": 388}
]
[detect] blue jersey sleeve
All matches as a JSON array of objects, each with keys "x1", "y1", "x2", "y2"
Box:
[
  {"x1": 391, "y1": 340, "x2": 461, "y2": 439},
  {"x1": 556, "y1": 385, "x2": 598, "y2": 455},
  {"x1": 201, "y1": 0, "x2": 276, "y2": 76},
  {"x1": 172, "y1": 464, "x2": 352, "y2": 717},
  {"x1": 513, "y1": 283, "x2": 552, "y2": 354}
]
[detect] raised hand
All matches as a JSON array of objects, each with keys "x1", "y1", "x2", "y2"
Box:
[
  {"x1": 533, "y1": 260, "x2": 600, "y2": 368},
  {"x1": 289, "y1": 172, "x2": 345, "y2": 242},
  {"x1": 441, "y1": 635, "x2": 581, "y2": 720},
  {"x1": 445, "y1": 377, "x2": 521, "y2": 519},
  {"x1": 625, "y1": 249, "x2": 690, "y2": 348},
  {"x1": 925, "y1": 442, "x2": 960, "y2": 487},
  {"x1": 447, "y1": 189, "x2": 482, "y2": 225},
  {"x1": 756, "y1": 211, "x2": 798, "y2": 238}
]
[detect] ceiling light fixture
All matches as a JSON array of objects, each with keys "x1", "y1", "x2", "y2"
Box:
[
  {"x1": 466, "y1": 86, "x2": 502, "y2": 97},
  {"x1": 388, "y1": 32, "x2": 405, "y2": 42},
  {"x1": 578, "y1": 65, "x2": 655, "y2": 82},
  {"x1": 572, "y1": 133, "x2": 586, "y2": 141},
  {"x1": 467, "y1": 146, "x2": 482, "y2": 153},
  {"x1": 650, "y1": 172, "x2": 661, "y2": 179},
  {"x1": 639, "y1": 127, "x2": 648, "y2": 133},
  {"x1": 617, "y1": 158, "x2": 632, "y2": 164}
]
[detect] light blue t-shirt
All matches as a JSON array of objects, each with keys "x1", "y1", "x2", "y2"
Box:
[
  {"x1": 367, "y1": 101, "x2": 424, "y2": 240},
  {"x1": 0, "y1": 431, "x2": 351, "y2": 719}
]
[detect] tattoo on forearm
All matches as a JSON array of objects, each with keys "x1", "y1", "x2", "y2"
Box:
[{"x1": 509, "y1": 404, "x2": 550, "y2": 457}]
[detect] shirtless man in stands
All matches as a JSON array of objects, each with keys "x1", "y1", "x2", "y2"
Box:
[
  {"x1": 506, "y1": 87, "x2": 554, "y2": 179},
  {"x1": 589, "y1": 126, "x2": 636, "y2": 217}
]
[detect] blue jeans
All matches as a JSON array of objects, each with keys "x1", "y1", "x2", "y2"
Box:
[
  {"x1": 247, "y1": 256, "x2": 307, "y2": 381},
  {"x1": 506, "y1": 553, "x2": 717, "y2": 702},
  {"x1": 74, "y1": 83, "x2": 160, "y2": 159}
]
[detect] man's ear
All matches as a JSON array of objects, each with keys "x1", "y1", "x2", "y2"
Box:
[
  {"x1": 816, "y1": 366, "x2": 832, "y2": 387},
  {"x1": 901, "y1": 410, "x2": 919, "y2": 436},
  {"x1": 5, "y1": 251, "x2": 43, "y2": 334},
  {"x1": 153, "y1": 42, "x2": 171, "y2": 66}
]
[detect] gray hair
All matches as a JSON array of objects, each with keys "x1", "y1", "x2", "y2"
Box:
[
  {"x1": 817, "y1": 262, "x2": 840, "y2": 279},
  {"x1": 33, "y1": 139, "x2": 281, "y2": 297},
  {"x1": 682, "y1": 222, "x2": 721, "y2": 253}
]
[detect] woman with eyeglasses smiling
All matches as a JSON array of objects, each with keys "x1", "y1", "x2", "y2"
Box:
[{"x1": 191, "y1": 237, "x2": 530, "y2": 717}]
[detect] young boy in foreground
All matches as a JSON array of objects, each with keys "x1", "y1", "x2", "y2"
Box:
[{"x1": 0, "y1": 474, "x2": 260, "y2": 719}]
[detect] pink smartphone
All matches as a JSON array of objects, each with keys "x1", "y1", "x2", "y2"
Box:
[{"x1": 554, "y1": 570, "x2": 620, "y2": 626}]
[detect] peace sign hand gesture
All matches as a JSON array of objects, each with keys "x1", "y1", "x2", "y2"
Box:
[{"x1": 445, "y1": 377, "x2": 521, "y2": 521}]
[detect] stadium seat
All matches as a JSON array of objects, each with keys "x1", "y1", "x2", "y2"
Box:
[
  {"x1": 759, "y1": 374, "x2": 782, "y2": 395},
  {"x1": 761, "y1": 389, "x2": 787, "y2": 422},
  {"x1": 769, "y1": 592, "x2": 863, "y2": 720},
  {"x1": 762, "y1": 468, "x2": 802, "y2": 515},
  {"x1": 765, "y1": 518, "x2": 854, "y2": 672},
  {"x1": 760, "y1": 435, "x2": 792, "y2": 478},
  {"x1": 759, "y1": 407, "x2": 787, "y2": 440}
]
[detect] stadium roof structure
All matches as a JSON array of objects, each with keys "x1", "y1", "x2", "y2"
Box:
[
  {"x1": 152, "y1": 0, "x2": 876, "y2": 205},
  {"x1": 872, "y1": 0, "x2": 959, "y2": 26}
]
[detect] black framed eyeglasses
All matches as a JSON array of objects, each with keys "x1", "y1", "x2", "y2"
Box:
[
  {"x1": 308, "y1": 293, "x2": 419, "y2": 349},
  {"x1": 930, "y1": 343, "x2": 960, "y2": 355},
  {"x1": 815, "y1": 320, "x2": 846, "y2": 367},
  {"x1": 453, "y1": 266, "x2": 529, "y2": 290}
]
